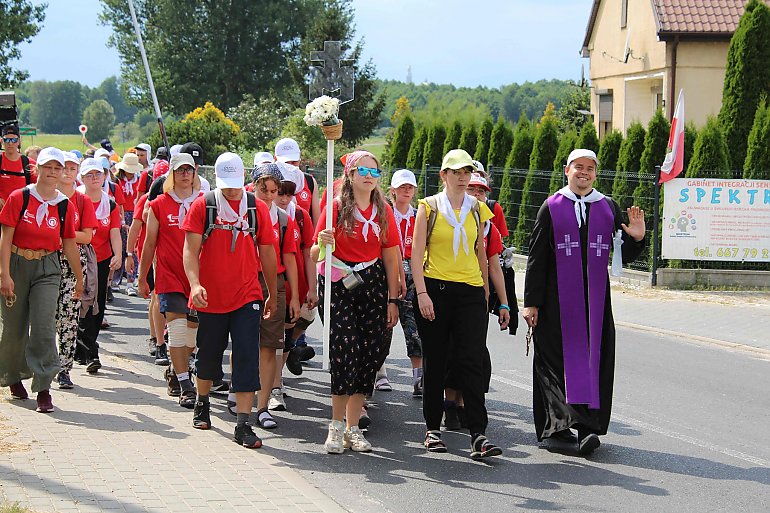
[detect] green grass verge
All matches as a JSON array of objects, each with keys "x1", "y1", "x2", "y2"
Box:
[
  {"x1": 358, "y1": 135, "x2": 386, "y2": 161},
  {"x1": 0, "y1": 503, "x2": 38, "y2": 513},
  {"x1": 20, "y1": 134, "x2": 139, "y2": 156}
]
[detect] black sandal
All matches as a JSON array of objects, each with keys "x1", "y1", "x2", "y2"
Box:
[
  {"x1": 178, "y1": 389, "x2": 196, "y2": 409},
  {"x1": 424, "y1": 430, "x2": 447, "y2": 453},
  {"x1": 256, "y1": 408, "x2": 277, "y2": 429}
]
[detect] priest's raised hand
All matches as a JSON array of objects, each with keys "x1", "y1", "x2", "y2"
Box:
[{"x1": 621, "y1": 206, "x2": 645, "y2": 241}]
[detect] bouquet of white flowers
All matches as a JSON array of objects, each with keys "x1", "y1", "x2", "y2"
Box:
[{"x1": 304, "y1": 95, "x2": 341, "y2": 127}]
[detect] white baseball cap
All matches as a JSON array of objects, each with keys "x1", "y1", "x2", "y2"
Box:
[
  {"x1": 214, "y1": 152, "x2": 245, "y2": 189},
  {"x1": 274, "y1": 138, "x2": 300, "y2": 163},
  {"x1": 94, "y1": 148, "x2": 110, "y2": 160},
  {"x1": 468, "y1": 173, "x2": 491, "y2": 192},
  {"x1": 79, "y1": 158, "x2": 103, "y2": 176},
  {"x1": 253, "y1": 151, "x2": 274, "y2": 166},
  {"x1": 390, "y1": 169, "x2": 417, "y2": 189},
  {"x1": 472, "y1": 160, "x2": 485, "y2": 174},
  {"x1": 62, "y1": 151, "x2": 80, "y2": 165},
  {"x1": 566, "y1": 148, "x2": 600, "y2": 168},
  {"x1": 37, "y1": 147, "x2": 66, "y2": 167},
  {"x1": 135, "y1": 143, "x2": 151, "y2": 155},
  {"x1": 170, "y1": 144, "x2": 183, "y2": 156}
]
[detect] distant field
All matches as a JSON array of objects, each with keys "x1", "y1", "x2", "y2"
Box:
[
  {"x1": 20, "y1": 134, "x2": 139, "y2": 155},
  {"x1": 359, "y1": 135, "x2": 386, "y2": 161}
]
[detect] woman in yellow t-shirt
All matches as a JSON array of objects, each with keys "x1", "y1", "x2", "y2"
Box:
[{"x1": 411, "y1": 149, "x2": 502, "y2": 460}]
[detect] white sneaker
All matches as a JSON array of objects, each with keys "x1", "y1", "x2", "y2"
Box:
[
  {"x1": 325, "y1": 420, "x2": 345, "y2": 454},
  {"x1": 344, "y1": 426, "x2": 372, "y2": 452},
  {"x1": 268, "y1": 387, "x2": 286, "y2": 411},
  {"x1": 125, "y1": 286, "x2": 137, "y2": 297}
]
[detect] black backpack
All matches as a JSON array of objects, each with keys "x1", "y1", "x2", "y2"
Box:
[
  {"x1": 304, "y1": 172, "x2": 315, "y2": 194},
  {"x1": 202, "y1": 191, "x2": 259, "y2": 252},
  {"x1": 0, "y1": 155, "x2": 32, "y2": 185},
  {"x1": 486, "y1": 199, "x2": 497, "y2": 214},
  {"x1": 17, "y1": 187, "x2": 68, "y2": 237}
]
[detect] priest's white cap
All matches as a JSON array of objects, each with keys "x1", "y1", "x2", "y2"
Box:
[{"x1": 566, "y1": 148, "x2": 599, "y2": 168}]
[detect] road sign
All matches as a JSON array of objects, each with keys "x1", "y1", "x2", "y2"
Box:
[{"x1": 19, "y1": 127, "x2": 36, "y2": 136}]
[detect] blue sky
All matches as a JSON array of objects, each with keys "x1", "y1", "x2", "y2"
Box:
[{"x1": 16, "y1": 0, "x2": 593, "y2": 88}]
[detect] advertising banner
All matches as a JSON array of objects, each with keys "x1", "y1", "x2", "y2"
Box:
[{"x1": 662, "y1": 178, "x2": 770, "y2": 261}]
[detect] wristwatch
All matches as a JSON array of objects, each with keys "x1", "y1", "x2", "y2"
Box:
[
  {"x1": 126, "y1": 252, "x2": 134, "y2": 257},
  {"x1": 388, "y1": 298, "x2": 399, "y2": 304}
]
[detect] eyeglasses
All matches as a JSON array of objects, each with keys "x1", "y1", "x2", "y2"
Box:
[
  {"x1": 278, "y1": 181, "x2": 297, "y2": 196},
  {"x1": 2, "y1": 137, "x2": 19, "y2": 143},
  {"x1": 356, "y1": 166, "x2": 381, "y2": 178},
  {"x1": 82, "y1": 172, "x2": 103, "y2": 179},
  {"x1": 174, "y1": 167, "x2": 195, "y2": 175}
]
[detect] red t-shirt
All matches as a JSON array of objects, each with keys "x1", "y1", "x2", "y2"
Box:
[
  {"x1": 181, "y1": 194, "x2": 276, "y2": 313},
  {"x1": 0, "y1": 154, "x2": 37, "y2": 201},
  {"x1": 314, "y1": 200, "x2": 400, "y2": 263},
  {"x1": 394, "y1": 206, "x2": 416, "y2": 259},
  {"x1": 136, "y1": 170, "x2": 151, "y2": 196},
  {"x1": 485, "y1": 223, "x2": 504, "y2": 258},
  {"x1": 117, "y1": 175, "x2": 140, "y2": 210},
  {"x1": 67, "y1": 190, "x2": 98, "y2": 234},
  {"x1": 150, "y1": 192, "x2": 201, "y2": 296},
  {"x1": 295, "y1": 176, "x2": 313, "y2": 214},
  {"x1": 133, "y1": 194, "x2": 149, "y2": 261},
  {"x1": 0, "y1": 189, "x2": 76, "y2": 251},
  {"x1": 291, "y1": 206, "x2": 314, "y2": 302},
  {"x1": 90, "y1": 196, "x2": 121, "y2": 262},
  {"x1": 490, "y1": 200, "x2": 509, "y2": 237},
  {"x1": 266, "y1": 207, "x2": 298, "y2": 275}
]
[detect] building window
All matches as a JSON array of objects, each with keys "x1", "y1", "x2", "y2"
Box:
[
  {"x1": 598, "y1": 93, "x2": 614, "y2": 140},
  {"x1": 621, "y1": 0, "x2": 628, "y2": 28}
]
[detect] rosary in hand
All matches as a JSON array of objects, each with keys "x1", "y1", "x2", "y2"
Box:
[{"x1": 5, "y1": 293, "x2": 17, "y2": 308}]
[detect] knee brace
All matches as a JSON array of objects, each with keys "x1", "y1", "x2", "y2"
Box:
[
  {"x1": 167, "y1": 318, "x2": 190, "y2": 348},
  {"x1": 186, "y1": 325, "x2": 198, "y2": 349}
]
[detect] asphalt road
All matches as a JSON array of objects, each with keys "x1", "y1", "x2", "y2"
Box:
[{"x1": 99, "y1": 291, "x2": 770, "y2": 513}]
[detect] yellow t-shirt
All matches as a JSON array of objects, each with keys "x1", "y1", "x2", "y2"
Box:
[{"x1": 420, "y1": 198, "x2": 494, "y2": 286}]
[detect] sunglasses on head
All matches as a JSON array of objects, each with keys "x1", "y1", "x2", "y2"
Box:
[
  {"x1": 279, "y1": 181, "x2": 297, "y2": 196},
  {"x1": 2, "y1": 137, "x2": 19, "y2": 143},
  {"x1": 355, "y1": 166, "x2": 381, "y2": 178}
]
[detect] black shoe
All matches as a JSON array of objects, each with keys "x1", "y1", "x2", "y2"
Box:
[
  {"x1": 358, "y1": 406, "x2": 371, "y2": 431},
  {"x1": 285, "y1": 349, "x2": 303, "y2": 376},
  {"x1": 443, "y1": 403, "x2": 461, "y2": 431},
  {"x1": 578, "y1": 433, "x2": 601, "y2": 455},
  {"x1": 192, "y1": 401, "x2": 211, "y2": 430},
  {"x1": 86, "y1": 358, "x2": 101, "y2": 374},
  {"x1": 297, "y1": 345, "x2": 315, "y2": 362},
  {"x1": 165, "y1": 366, "x2": 181, "y2": 397},
  {"x1": 470, "y1": 434, "x2": 503, "y2": 460},
  {"x1": 154, "y1": 343, "x2": 169, "y2": 366},
  {"x1": 412, "y1": 378, "x2": 423, "y2": 397},
  {"x1": 148, "y1": 338, "x2": 157, "y2": 357},
  {"x1": 179, "y1": 388, "x2": 197, "y2": 409},
  {"x1": 226, "y1": 400, "x2": 237, "y2": 417},
  {"x1": 210, "y1": 379, "x2": 229, "y2": 395},
  {"x1": 234, "y1": 424, "x2": 262, "y2": 448},
  {"x1": 106, "y1": 289, "x2": 114, "y2": 302},
  {"x1": 551, "y1": 429, "x2": 578, "y2": 444}
]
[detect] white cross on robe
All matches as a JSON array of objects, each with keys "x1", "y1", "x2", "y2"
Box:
[
  {"x1": 589, "y1": 234, "x2": 610, "y2": 257},
  {"x1": 557, "y1": 234, "x2": 580, "y2": 256}
]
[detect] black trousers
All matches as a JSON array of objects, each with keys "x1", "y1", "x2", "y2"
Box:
[
  {"x1": 415, "y1": 278, "x2": 489, "y2": 434},
  {"x1": 77, "y1": 258, "x2": 110, "y2": 360}
]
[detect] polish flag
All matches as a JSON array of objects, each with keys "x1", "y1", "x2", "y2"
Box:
[{"x1": 660, "y1": 89, "x2": 685, "y2": 184}]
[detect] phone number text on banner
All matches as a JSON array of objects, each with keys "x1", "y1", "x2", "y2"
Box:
[{"x1": 662, "y1": 178, "x2": 770, "y2": 262}]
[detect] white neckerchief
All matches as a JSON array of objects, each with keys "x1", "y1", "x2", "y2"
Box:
[
  {"x1": 436, "y1": 191, "x2": 474, "y2": 259},
  {"x1": 214, "y1": 188, "x2": 249, "y2": 235},
  {"x1": 268, "y1": 202, "x2": 278, "y2": 225},
  {"x1": 121, "y1": 174, "x2": 139, "y2": 197},
  {"x1": 556, "y1": 186, "x2": 605, "y2": 228},
  {"x1": 393, "y1": 204, "x2": 414, "y2": 253},
  {"x1": 27, "y1": 184, "x2": 67, "y2": 227},
  {"x1": 167, "y1": 188, "x2": 199, "y2": 226},
  {"x1": 285, "y1": 200, "x2": 297, "y2": 220},
  {"x1": 280, "y1": 163, "x2": 305, "y2": 192},
  {"x1": 354, "y1": 204, "x2": 380, "y2": 242},
  {"x1": 77, "y1": 185, "x2": 111, "y2": 220},
  {"x1": 484, "y1": 220, "x2": 491, "y2": 237}
]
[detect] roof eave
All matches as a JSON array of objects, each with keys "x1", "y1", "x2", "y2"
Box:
[
  {"x1": 657, "y1": 30, "x2": 736, "y2": 42},
  {"x1": 581, "y1": 0, "x2": 602, "y2": 56}
]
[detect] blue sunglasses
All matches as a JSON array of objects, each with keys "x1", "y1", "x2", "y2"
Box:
[{"x1": 356, "y1": 166, "x2": 381, "y2": 178}]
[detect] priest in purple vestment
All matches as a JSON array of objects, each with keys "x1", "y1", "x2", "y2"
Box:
[{"x1": 522, "y1": 148, "x2": 646, "y2": 455}]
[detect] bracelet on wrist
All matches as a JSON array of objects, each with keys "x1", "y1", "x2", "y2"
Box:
[
  {"x1": 498, "y1": 304, "x2": 511, "y2": 311},
  {"x1": 388, "y1": 298, "x2": 399, "y2": 304},
  {"x1": 417, "y1": 291, "x2": 428, "y2": 296}
]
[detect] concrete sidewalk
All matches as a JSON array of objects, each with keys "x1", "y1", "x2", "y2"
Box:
[{"x1": 0, "y1": 349, "x2": 344, "y2": 513}]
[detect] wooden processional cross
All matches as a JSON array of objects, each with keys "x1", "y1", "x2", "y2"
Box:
[{"x1": 310, "y1": 41, "x2": 354, "y2": 370}]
